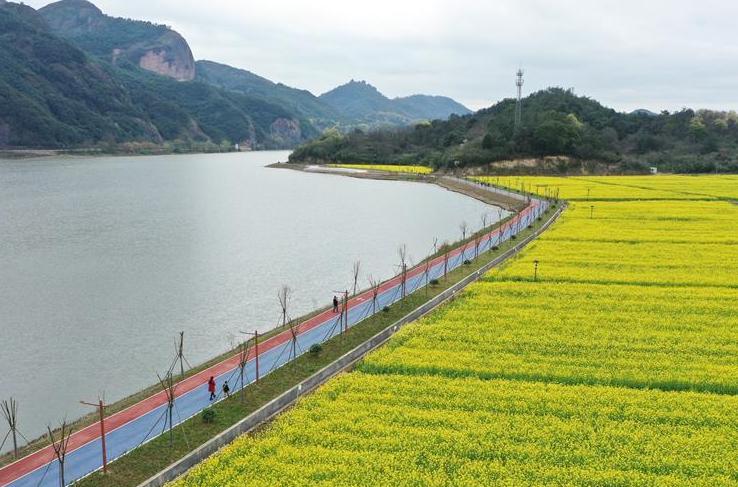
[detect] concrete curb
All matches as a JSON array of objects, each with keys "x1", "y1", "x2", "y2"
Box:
[{"x1": 138, "y1": 202, "x2": 565, "y2": 487}]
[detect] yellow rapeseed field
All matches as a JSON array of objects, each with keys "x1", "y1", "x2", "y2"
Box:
[
  {"x1": 172, "y1": 175, "x2": 738, "y2": 486},
  {"x1": 476, "y1": 174, "x2": 738, "y2": 200}
]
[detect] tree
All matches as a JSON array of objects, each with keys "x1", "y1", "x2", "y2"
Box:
[
  {"x1": 482, "y1": 133, "x2": 494, "y2": 150},
  {"x1": 689, "y1": 115, "x2": 708, "y2": 141},
  {"x1": 533, "y1": 111, "x2": 583, "y2": 155}
]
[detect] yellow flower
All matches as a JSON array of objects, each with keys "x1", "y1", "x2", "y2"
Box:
[{"x1": 171, "y1": 175, "x2": 738, "y2": 486}]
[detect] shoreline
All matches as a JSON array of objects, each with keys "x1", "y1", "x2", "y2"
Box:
[
  {"x1": 0, "y1": 148, "x2": 292, "y2": 161},
  {"x1": 269, "y1": 162, "x2": 526, "y2": 212}
]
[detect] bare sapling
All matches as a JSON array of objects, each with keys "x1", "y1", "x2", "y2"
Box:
[
  {"x1": 367, "y1": 275, "x2": 381, "y2": 314},
  {"x1": 173, "y1": 331, "x2": 192, "y2": 380},
  {"x1": 397, "y1": 244, "x2": 408, "y2": 299},
  {"x1": 442, "y1": 241, "x2": 450, "y2": 279},
  {"x1": 278, "y1": 285, "x2": 291, "y2": 328},
  {"x1": 47, "y1": 419, "x2": 73, "y2": 487},
  {"x1": 459, "y1": 221, "x2": 468, "y2": 260},
  {"x1": 156, "y1": 372, "x2": 177, "y2": 447},
  {"x1": 1, "y1": 398, "x2": 19, "y2": 459},
  {"x1": 236, "y1": 336, "x2": 253, "y2": 402},
  {"x1": 287, "y1": 318, "x2": 300, "y2": 359},
  {"x1": 352, "y1": 261, "x2": 361, "y2": 296}
]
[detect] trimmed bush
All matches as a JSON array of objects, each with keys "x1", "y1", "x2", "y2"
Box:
[{"x1": 201, "y1": 407, "x2": 216, "y2": 424}]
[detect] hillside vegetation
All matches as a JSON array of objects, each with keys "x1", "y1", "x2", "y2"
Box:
[
  {"x1": 173, "y1": 175, "x2": 738, "y2": 486},
  {"x1": 0, "y1": 1, "x2": 319, "y2": 150},
  {"x1": 1, "y1": 0, "x2": 471, "y2": 151},
  {"x1": 39, "y1": 0, "x2": 186, "y2": 78},
  {"x1": 195, "y1": 60, "x2": 341, "y2": 128},
  {"x1": 290, "y1": 88, "x2": 738, "y2": 173},
  {"x1": 0, "y1": 2, "x2": 146, "y2": 147},
  {"x1": 319, "y1": 80, "x2": 471, "y2": 129}
]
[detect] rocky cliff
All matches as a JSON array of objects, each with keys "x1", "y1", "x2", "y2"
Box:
[
  {"x1": 135, "y1": 31, "x2": 195, "y2": 81},
  {"x1": 40, "y1": 0, "x2": 195, "y2": 81}
]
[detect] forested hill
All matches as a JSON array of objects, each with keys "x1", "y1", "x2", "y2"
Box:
[
  {"x1": 290, "y1": 88, "x2": 738, "y2": 173},
  {"x1": 0, "y1": 1, "x2": 318, "y2": 150},
  {"x1": 195, "y1": 60, "x2": 340, "y2": 129},
  {"x1": 0, "y1": 0, "x2": 471, "y2": 151},
  {"x1": 319, "y1": 80, "x2": 471, "y2": 128}
]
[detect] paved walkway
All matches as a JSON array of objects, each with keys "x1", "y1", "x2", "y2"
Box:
[{"x1": 1, "y1": 188, "x2": 546, "y2": 487}]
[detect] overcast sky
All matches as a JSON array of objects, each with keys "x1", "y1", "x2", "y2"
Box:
[{"x1": 25, "y1": 0, "x2": 738, "y2": 112}]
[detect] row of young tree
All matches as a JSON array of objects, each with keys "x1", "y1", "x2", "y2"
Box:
[{"x1": 290, "y1": 88, "x2": 738, "y2": 173}]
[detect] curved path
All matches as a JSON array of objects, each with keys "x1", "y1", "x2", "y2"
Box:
[{"x1": 1, "y1": 183, "x2": 546, "y2": 487}]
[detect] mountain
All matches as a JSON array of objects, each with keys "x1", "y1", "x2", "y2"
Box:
[
  {"x1": 290, "y1": 88, "x2": 738, "y2": 174},
  {"x1": 320, "y1": 81, "x2": 396, "y2": 119},
  {"x1": 39, "y1": 0, "x2": 195, "y2": 81},
  {"x1": 0, "y1": 1, "x2": 154, "y2": 147},
  {"x1": 0, "y1": 1, "x2": 316, "y2": 149},
  {"x1": 1, "y1": 0, "x2": 474, "y2": 150},
  {"x1": 197, "y1": 70, "x2": 471, "y2": 131},
  {"x1": 195, "y1": 60, "x2": 339, "y2": 127},
  {"x1": 319, "y1": 80, "x2": 471, "y2": 127},
  {"x1": 394, "y1": 94, "x2": 473, "y2": 121}
]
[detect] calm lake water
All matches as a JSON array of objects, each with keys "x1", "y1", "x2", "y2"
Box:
[{"x1": 0, "y1": 151, "x2": 504, "y2": 446}]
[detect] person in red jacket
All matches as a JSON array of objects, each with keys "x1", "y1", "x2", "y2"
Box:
[{"x1": 207, "y1": 376, "x2": 216, "y2": 401}]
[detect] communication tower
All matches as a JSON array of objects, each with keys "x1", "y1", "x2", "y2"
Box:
[{"x1": 514, "y1": 69, "x2": 524, "y2": 132}]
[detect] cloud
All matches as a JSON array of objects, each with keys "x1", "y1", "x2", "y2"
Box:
[{"x1": 24, "y1": 0, "x2": 738, "y2": 112}]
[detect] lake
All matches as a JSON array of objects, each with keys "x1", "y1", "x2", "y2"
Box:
[{"x1": 0, "y1": 151, "x2": 506, "y2": 447}]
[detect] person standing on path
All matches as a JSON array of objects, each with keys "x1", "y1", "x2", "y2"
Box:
[
  {"x1": 333, "y1": 295, "x2": 339, "y2": 313},
  {"x1": 207, "y1": 376, "x2": 216, "y2": 401}
]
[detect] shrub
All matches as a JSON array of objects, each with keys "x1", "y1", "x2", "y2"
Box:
[
  {"x1": 382, "y1": 306, "x2": 390, "y2": 313},
  {"x1": 430, "y1": 278, "x2": 440, "y2": 286},
  {"x1": 201, "y1": 407, "x2": 216, "y2": 424},
  {"x1": 463, "y1": 259, "x2": 472, "y2": 265},
  {"x1": 309, "y1": 343, "x2": 323, "y2": 356}
]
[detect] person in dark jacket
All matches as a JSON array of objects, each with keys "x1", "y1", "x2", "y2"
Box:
[
  {"x1": 333, "y1": 295, "x2": 339, "y2": 313},
  {"x1": 222, "y1": 380, "x2": 230, "y2": 398},
  {"x1": 207, "y1": 376, "x2": 216, "y2": 401}
]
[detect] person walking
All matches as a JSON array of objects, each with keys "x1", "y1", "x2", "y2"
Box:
[
  {"x1": 207, "y1": 376, "x2": 216, "y2": 401},
  {"x1": 333, "y1": 295, "x2": 339, "y2": 313},
  {"x1": 222, "y1": 380, "x2": 231, "y2": 398}
]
